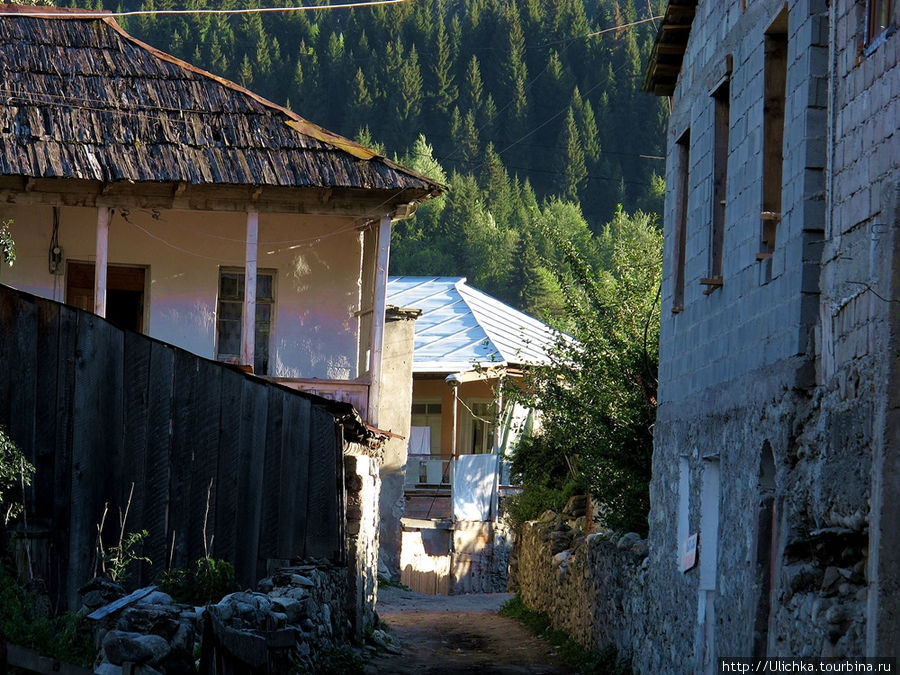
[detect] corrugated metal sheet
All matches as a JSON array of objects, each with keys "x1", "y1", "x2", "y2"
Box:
[
  {"x1": 0, "y1": 5, "x2": 442, "y2": 196},
  {"x1": 387, "y1": 276, "x2": 561, "y2": 374}
]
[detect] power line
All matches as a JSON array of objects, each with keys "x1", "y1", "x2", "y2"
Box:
[
  {"x1": 585, "y1": 16, "x2": 662, "y2": 37},
  {"x1": 0, "y1": 0, "x2": 408, "y2": 18}
]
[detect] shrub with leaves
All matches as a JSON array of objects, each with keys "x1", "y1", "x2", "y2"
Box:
[
  {"x1": 0, "y1": 425, "x2": 34, "y2": 526},
  {"x1": 508, "y1": 207, "x2": 662, "y2": 535},
  {"x1": 0, "y1": 219, "x2": 15, "y2": 267},
  {"x1": 158, "y1": 557, "x2": 237, "y2": 606}
]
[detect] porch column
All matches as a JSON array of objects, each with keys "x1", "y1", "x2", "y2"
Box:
[
  {"x1": 241, "y1": 209, "x2": 258, "y2": 370},
  {"x1": 93, "y1": 206, "x2": 111, "y2": 317},
  {"x1": 367, "y1": 215, "x2": 391, "y2": 426}
]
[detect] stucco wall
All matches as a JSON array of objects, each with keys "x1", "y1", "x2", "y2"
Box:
[
  {"x1": 0, "y1": 204, "x2": 365, "y2": 379},
  {"x1": 377, "y1": 311, "x2": 418, "y2": 580}
]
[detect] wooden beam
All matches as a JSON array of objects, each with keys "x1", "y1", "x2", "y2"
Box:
[
  {"x1": 94, "y1": 207, "x2": 110, "y2": 318},
  {"x1": 241, "y1": 210, "x2": 258, "y2": 370}
]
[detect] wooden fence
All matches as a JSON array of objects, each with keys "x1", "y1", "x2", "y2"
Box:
[{"x1": 0, "y1": 285, "x2": 346, "y2": 609}]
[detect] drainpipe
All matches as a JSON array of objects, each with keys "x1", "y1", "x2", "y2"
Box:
[
  {"x1": 241, "y1": 209, "x2": 258, "y2": 370},
  {"x1": 94, "y1": 206, "x2": 110, "y2": 318},
  {"x1": 367, "y1": 215, "x2": 391, "y2": 426}
]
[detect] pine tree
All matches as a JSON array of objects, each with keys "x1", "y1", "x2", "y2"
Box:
[
  {"x1": 431, "y1": 15, "x2": 458, "y2": 116},
  {"x1": 397, "y1": 44, "x2": 424, "y2": 124},
  {"x1": 558, "y1": 107, "x2": 587, "y2": 202}
]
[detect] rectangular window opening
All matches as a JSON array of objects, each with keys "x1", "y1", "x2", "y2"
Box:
[
  {"x1": 673, "y1": 129, "x2": 691, "y2": 312},
  {"x1": 760, "y1": 14, "x2": 788, "y2": 281},
  {"x1": 704, "y1": 82, "x2": 730, "y2": 293},
  {"x1": 866, "y1": 0, "x2": 896, "y2": 47},
  {"x1": 215, "y1": 267, "x2": 275, "y2": 375}
]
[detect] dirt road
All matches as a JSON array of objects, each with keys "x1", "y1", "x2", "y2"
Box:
[{"x1": 364, "y1": 587, "x2": 571, "y2": 674}]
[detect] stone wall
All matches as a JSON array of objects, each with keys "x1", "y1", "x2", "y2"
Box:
[
  {"x1": 344, "y1": 451, "x2": 381, "y2": 640},
  {"x1": 513, "y1": 514, "x2": 651, "y2": 667}
]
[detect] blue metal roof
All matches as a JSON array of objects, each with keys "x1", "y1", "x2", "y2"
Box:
[{"x1": 387, "y1": 276, "x2": 560, "y2": 374}]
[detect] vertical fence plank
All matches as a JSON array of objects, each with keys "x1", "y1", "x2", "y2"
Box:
[
  {"x1": 306, "y1": 405, "x2": 340, "y2": 560},
  {"x1": 213, "y1": 368, "x2": 242, "y2": 565},
  {"x1": 0, "y1": 285, "x2": 15, "y2": 427},
  {"x1": 278, "y1": 395, "x2": 311, "y2": 559},
  {"x1": 169, "y1": 351, "x2": 199, "y2": 572},
  {"x1": 189, "y1": 360, "x2": 222, "y2": 564},
  {"x1": 68, "y1": 313, "x2": 124, "y2": 608},
  {"x1": 123, "y1": 332, "x2": 152, "y2": 586},
  {"x1": 236, "y1": 378, "x2": 267, "y2": 586},
  {"x1": 141, "y1": 341, "x2": 175, "y2": 580},
  {"x1": 259, "y1": 388, "x2": 284, "y2": 563},
  {"x1": 10, "y1": 294, "x2": 38, "y2": 476}
]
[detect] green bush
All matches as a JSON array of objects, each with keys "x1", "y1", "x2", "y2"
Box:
[
  {"x1": 0, "y1": 564, "x2": 95, "y2": 668},
  {"x1": 158, "y1": 557, "x2": 237, "y2": 606}
]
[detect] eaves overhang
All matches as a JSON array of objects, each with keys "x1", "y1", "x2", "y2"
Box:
[{"x1": 642, "y1": 1, "x2": 699, "y2": 96}]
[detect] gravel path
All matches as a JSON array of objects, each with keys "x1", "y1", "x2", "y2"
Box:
[{"x1": 364, "y1": 587, "x2": 571, "y2": 674}]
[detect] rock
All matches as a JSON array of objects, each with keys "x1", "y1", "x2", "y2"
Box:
[
  {"x1": 538, "y1": 510, "x2": 558, "y2": 523},
  {"x1": 631, "y1": 539, "x2": 649, "y2": 557},
  {"x1": 102, "y1": 631, "x2": 171, "y2": 666},
  {"x1": 822, "y1": 566, "x2": 841, "y2": 589},
  {"x1": 291, "y1": 574, "x2": 315, "y2": 587},
  {"x1": 553, "y1": 551, "x2": 572, "y2": 566},
  {"x1": 138, "y1": 591, "x2": 174, "y2": 606},
  {"x1": 257, "y1": 577, "x2": 274, "y2": 593},
  {"x1": 825, "y1": 605, "x2": 846, "y2": 624},
  {"x1": 617, "y1": 532, "x2": 641, "y2": 550},
  {"x1": 94, "y1": 664, "x2": 124, "y2": 675},
  {"x1": 82, "y1": 590, "x2": 106, "y2": 608},
  {"x1": 369, "y1": 629, "x2": 402, "y2": 655},
  {"x1": 271, "y1": 597, "x2": 305, "y2": 623}
]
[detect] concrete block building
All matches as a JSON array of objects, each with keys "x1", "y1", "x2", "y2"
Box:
[{"x1": 643, "y1": 0, "x2": 898, "y2": 669}]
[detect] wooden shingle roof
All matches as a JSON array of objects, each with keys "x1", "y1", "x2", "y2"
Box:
[
  {"x1": 642, "y1": 1, "x2": 698, "y2": 96},
  {"x1": 0, "y1": 4, "x2": 442, "y2": 204}
]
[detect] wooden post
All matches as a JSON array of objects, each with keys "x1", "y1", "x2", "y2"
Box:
[
  {"x1": 93, "y1": 207, "x2": 110, "y2": 317},
  {"x1": 241, "y1": 210, "x2": 258, "y2": 370},
  {"x1": 366, "y1": 215, "x2": 391, "y2": 426}
]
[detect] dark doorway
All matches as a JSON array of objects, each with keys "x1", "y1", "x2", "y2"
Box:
[{"x1": 65, "y1": 261, "x2": 146, "y2": 333}]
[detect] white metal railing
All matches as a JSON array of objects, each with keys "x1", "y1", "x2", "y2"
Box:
[{"x1": 405, "y1": 453, "x2": 454, "y2": 487}]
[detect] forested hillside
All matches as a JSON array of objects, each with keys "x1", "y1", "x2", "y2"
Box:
[{"x1": 71, "y1": 0, "x2": 668, "y2": 319}]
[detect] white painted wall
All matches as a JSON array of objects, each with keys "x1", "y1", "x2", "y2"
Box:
[{"x1": 0, "y1": 204, "x2": 365, "y2": 380}]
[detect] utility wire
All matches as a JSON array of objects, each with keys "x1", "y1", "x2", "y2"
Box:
[{"x1": 0, "y1": 0, "x2": 408, "y2": 18}]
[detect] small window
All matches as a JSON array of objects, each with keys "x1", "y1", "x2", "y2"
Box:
[
  {"x1": 215, "y1": 268, "x2": 275, "y2": 375},
  {"x1": 866, "y1": 0, "x2": 896, "y2": 46},
  {"x1": 459, "y1": 400, "x2": 496, "y2": 454},
  {"x1": 672, "y1": 129, "x2": 691, "y2": 313},
  {"x1": 411, "y1": 400, "x2": 442, "y2": 454},
  {"x1": 760, "y1": 12, "x2": 788, "y2": 281},
  {"x1": 703, "y1": 82, "x2": 730, "y2": 294}
]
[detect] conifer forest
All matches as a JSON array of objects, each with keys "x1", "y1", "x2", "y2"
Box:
[{"x1": 76, "y1": 0, "x2": 668, "y2": 321}]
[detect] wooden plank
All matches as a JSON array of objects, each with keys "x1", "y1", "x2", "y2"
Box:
[
  {"x1": 235, "y1": 379, "x2": 267, "y2": 586},
  {"x1": 305, "y1": 405, "x2": 339, "y2": 560},
  {"x1": 258, "y1": 388, "x2": 284, "y2": 562},
  {"x1": 122, "y1": 332, "x2": 151, "y2": 585},
  {"x1": 50, "y1": 304, "x2": 77, "y2": 609},
  {"x1": 68, "y1": 312, "x2": 124, "y2": 608},
  {"x1": 86, "y1": 585, "x2": 157, "y2": 621},
  {"x1": 214, "y1": 368, "x2": 243, "y2": 568},
  {"x1": 4, "y1": 641, "x2": 93, "y2": 675},
  {"x1": 31, "y1": 300, "x2": 60, "y2": 525},
  {"x1": 278, "y1": 395, "x2": 310, "y2": 559},
  {"x1": 9, "y1": 294, "x2": 38, "y2": 475},
  {"x1": 188, "y1": 359, "x2": 221, "y2": 563},
  {"x1": 140, "y1": 341, "x2": 175, "y2": 580},
  {"x1": 0, "y1": 286, "x2": 16, "y2": 427},
  {"x1": 168, "y1": 350, "x2": 198, "y2": 572}
]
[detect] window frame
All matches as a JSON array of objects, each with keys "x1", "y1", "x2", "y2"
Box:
[
  {"x1": 214, "y1": 266, "x2": 276, "y2": 375},
  {"x1": 865, "y1": 0, "x2": 897, "y2": 53}
]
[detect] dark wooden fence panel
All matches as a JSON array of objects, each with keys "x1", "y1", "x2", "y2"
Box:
[{"x1": 0, "y1": 285, "x2": 345, "y2": 608}]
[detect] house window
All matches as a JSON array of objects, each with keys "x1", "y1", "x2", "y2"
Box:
[
  {"x1": 411, "y1": 401, "x2": 443, "y2": 454},
  {"x1": 215, "y1": 268, "x2": 274, "y2": 375},
  {"x1": 760, "y1": 12, "x2": 788, "y2": 281},
  {"x1": 866, "y1": 0, "x2": 896, "y2": 46},
  {"x1": 703, "y1": 83, "x2": 729, "y2": 293},
  {"x1": 672, "y1": 129, "x2": 691, "y2": 313},
  {"x1": 459, "y1": 400, "x2": 496, "y2": 454}
]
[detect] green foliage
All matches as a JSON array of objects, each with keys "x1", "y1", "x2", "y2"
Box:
[
  {"x1": 510, "y1": 208, "x2": 662, "y2": 535},
  {"x1": 376, "y1": 576, "x2": 410, "y2": 591},
  {"x1": 315, "y1": 645, "x2": 367, "y2": 675},
  {"x1": 0, "y1": 425, "x2": 34, "y2": 526},
  {"x1": 158, "y1": 557, "x2": 237, "y2": 606},
  {"x1": 499, "y1": 595, "x2": 630, "y2": 674},
  {"x1": 0, "y1": 219, "x2": 15, "y2": 267},
  {"x1": 99, "y1": 528, "x2": 150, "y2": 584},
  {"x1": 0, "y1": 564, "x2": 96, "y2": 668},
  {"x1": 84, "y1": 0, "x2": 667, "y2": 318}
]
